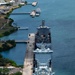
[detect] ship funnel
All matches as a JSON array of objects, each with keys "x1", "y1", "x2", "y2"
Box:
[{"x1": 42, "y1": 20, "x2": 45, "y2": 26}]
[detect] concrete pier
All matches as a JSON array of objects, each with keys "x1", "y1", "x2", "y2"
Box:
[
  {"x1": 15, "y1": 40, "x2": 28, "y2": 43},
  {"x1": 22, "y1": 33, "x2": 35, "y2": 75},
  {"x1": 18, "y1": 27, "x2": 28, "y2": 30}
]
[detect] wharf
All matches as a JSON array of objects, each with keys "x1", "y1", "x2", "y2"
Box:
[
  {"x1": 15, "y1": 40, "x2": 28, "y2": 43},
  {"x1": 22, "y1": 33, "x2": 35, "y2": 75},
  {"x1": 18, "y1": 27, "x2": 29, "y2": 30}
]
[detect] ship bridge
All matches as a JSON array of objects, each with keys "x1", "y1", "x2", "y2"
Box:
[{"x1": 35, "y1": 20, "x2": 51, "y2": 43}]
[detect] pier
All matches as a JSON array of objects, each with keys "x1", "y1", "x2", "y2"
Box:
[
  {"x1": 15, "y1": 40, "x2": 28, "y2": 43},
  {"x1": 10, "y1": 12, "x2": 30, "y2": 15},
  {"x1": 18, "y1": 27, "x2": 29, "y2": 30},
  {"x1": 22, "y1": 33, "x2": 35, "y2": 75}
]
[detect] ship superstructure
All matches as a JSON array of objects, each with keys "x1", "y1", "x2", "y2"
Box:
[{"x1": 33, "y1": 43, "x2": 54, "y2": 75}]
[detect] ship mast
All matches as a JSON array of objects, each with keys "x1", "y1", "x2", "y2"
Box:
[{"x1": 42, "y1": 20, "x2": 45, "y2": 27}]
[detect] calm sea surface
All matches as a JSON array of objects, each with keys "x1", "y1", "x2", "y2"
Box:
[{"x1": 1, "y1": 0, "x2": 75, "y2": 75}]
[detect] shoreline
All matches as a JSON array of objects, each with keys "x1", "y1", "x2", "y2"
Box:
[
  {"x1": 0, "y1": 4, "x2": 25, "y2": 74},
  {"x1": 0, "y1": 4, "x2": 25, "y2": 38},
  {"x1": 0, "y1": 40, "x2": 16, "y2": 52},
  {"x1": 0, "y1": 18, "x2": 18, "y2": 37},
  {"x1": 0, "y1": 3, "x2": 25, "y2": 69},
  {"x1": 0, "y1": 54, "x2": 22, "y2": 75},
  {"x1": 5, "y1": 5, "x2": 23, "y2": 19}
]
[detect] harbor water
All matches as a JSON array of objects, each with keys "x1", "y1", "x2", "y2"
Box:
[{"x1": 1, "y1": 0, "x2": 75, "y2": 75}]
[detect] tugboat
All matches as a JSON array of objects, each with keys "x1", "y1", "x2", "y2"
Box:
[{"x1": 35, "y1": 20, "x2": 51, "y2": 48}]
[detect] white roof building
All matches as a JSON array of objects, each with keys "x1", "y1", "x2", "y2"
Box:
[{"x1": 0, "y1": 0, "x2": 7, "y2": 5}]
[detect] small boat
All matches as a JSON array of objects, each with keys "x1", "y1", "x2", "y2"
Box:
[
  {"x1": 32, "y1": 2, "x2": 38, "y2": 6},
  {"x1": 36, "y1": 8, "x2": 41, "y2": 14}
]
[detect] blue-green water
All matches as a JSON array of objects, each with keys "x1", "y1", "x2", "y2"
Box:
[{"x1": 1, "y1": 0, "x2": 75, "y2": 75}]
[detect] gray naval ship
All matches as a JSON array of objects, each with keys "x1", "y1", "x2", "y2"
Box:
[
  {"x1": 33, "y1": 20, "x2": 55, "y2": 75},
  {"x1": 35, "y1": 20, "x2": 52, "y2": 49}
]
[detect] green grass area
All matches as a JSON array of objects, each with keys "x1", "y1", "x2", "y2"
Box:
[
  {"x1": 0, "y1": 54, "x2": 17, "y2": 67},
  {"x1": 0, "y1": 18, "x2": 18, "y2": 38},
  {"x1": 0, "y1": 54, "x2": 22, "y2": 75},
  {"x1": 11, "y1": 72, "x2": 22, "y2": 75},
  {"x1": 0, "y1": 40, "x2": 16, "y2": 52},
  {"x1": 0, "y1": 27, "x2": 18, "y2": 37},
  {"x1": 0, "y1": 3, "x2": 25, "y2": 38}
]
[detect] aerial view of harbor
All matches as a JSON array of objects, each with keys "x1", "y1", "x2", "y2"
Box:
[{"x1": 0, "y1": 0, "x2": 75, "y2": 75}]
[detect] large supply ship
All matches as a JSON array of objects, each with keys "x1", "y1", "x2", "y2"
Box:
[{"x1": 33, "y1": 20, "x2": 54, "y2": 75}]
